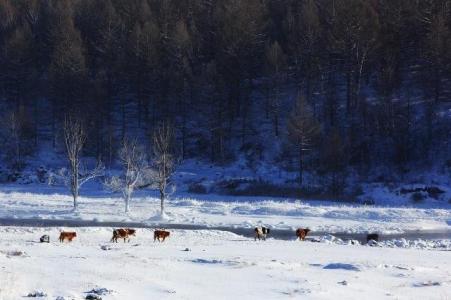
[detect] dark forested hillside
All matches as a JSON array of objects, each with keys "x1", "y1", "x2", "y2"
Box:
[{"x1": 0, "y1": 0, "x2": 450, "y2": 188}]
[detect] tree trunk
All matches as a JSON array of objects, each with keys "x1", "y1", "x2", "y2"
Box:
[
  {"x1": 299, "y1": 146, "x2": 303, "y2": 187},
  {"x1": 160, "y1": 190, "x2": 165, "y2": 215},
  {"x1": 434, "y1": 66, "x2": 440, "y2": 104},
  {"x1": 73, "y1": 193, "x2": 78, "y2": 210},
  {"x1": 124, "y1": 190, "x2": 130, "y2": 213},
  {"x1": 72, "y1": 165, "x2": 79, "y2": 210},
  {"x1": 52, "y1": 101, "x2": 56, "y2": 150},
  {"x1": 346, "y1": 70, "x2": 352, "y2": 115},
  {"x1": 121, "y1": 98, "x2": 126, "y2": 142},
  {"x1": 73, "y1": 191, "x2": 78, "y2": 209}
]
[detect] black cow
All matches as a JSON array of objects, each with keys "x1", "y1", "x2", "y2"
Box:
[
  {"x1": 40, "y1": 235, "x2": 50, "y2": 243},
  {"x1": 254, "y1": 227, "x2": 270, "y2": 240}
]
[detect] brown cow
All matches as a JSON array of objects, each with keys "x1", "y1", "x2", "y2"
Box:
[
  {"x1": 59, "y1": 231, "x2": 77, "y2": 243},
  {"x1": 111, "y1": 228, "x2": 136, "y2": 243},
  {"x1": 154, "y1": 230, "x2": 170, "y2": 242},
  {"x1": 295, "y1": 228, "x2": 310, "y2": 241}
]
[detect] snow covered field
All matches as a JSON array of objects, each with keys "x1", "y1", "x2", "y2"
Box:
[
  {"x1": 0, "y1": 185, "x2": 450, "y2": 299},
  {"x1": 0, "y1": 227, "x2": 450, "y2": 300},
  {"x1": 0, "y1": 185, "x2": 449, "y2": 235}
]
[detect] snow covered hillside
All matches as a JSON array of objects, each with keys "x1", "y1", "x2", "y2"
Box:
[{"x1": 0, "y1": 227, "x2": 450, "y2": 300}]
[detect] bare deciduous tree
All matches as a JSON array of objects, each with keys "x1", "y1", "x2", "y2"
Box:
[
  {"x1": 288, "y1": 96, "x2": 321, "y2": 186},
  {"x1": 64, "y1": 115, "x2": 104, "y2": 210},
  {"x1": 321, "y1": 129, "x2": 346, "y2": 196},
  {"x1": 6, "y1": 112, "x2": 22, "y2": 169},
  {"x1": 105, "y1": 138, "x2": 148, "y2": 213},
  {"x1": 150, "y1": 123, "x2": 176, "y2": 217},
  {"x1": 0, "y1": 109, "x2": 35, "y2": 170},
  {"x1": 265, "y1": 40, "x2": 286, "y2": 137}
]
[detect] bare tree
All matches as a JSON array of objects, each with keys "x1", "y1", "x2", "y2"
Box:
[
  {"x1": 63, "y1": 115, "x2": 104, "y2": 210},
  {"x1": 150, "y1": 122, "x2": 176, "y2": 217},
  {"x1": 288, "y1": 96, "x2": 321, "y2": 186},
  {"x1": 321, "y1": 129, "x2": 346, "y2": 196},
  {"x1": 2, "y1": 111, "x2": 23, "y2": 170},
  {"x1": 265, "y1": 40, "x2": 286, "y2": 137},
  {"x1": 105, "y1": 138, "x2": 148, "y2": 213}
]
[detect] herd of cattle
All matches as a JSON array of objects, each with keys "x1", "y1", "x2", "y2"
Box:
[
  {"x1": 38, "y1": 227, "x2": 380, "y2": 244},
  {"x1": 40, "y1": 228, "x2": 171, "y2": 244}
]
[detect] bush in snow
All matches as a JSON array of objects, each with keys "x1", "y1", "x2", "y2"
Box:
[
  {"x1": 86, "y1": 287, "x2": 112, "y2": 295},
  {"x1": 26, "y1": 291, "x2": 47, "y2": 297},
  {"x1": 188, "y1": 182, "x2": 208, "y2": 194},
  {"x1": 359, "y1": 197, "x2": 375, "y2": 206},
  {"x1": 36, "y1": 166, "x2": 48, "y2": 183},
  {"x1": 411, "y1": 191, "x2": 427, "y2": 203}
]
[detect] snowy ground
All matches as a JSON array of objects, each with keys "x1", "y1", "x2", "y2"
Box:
[
  {"x1": 0, "y1": 185, "x2": 449, "y2": 234},
  {"x1": 0, "y1": 184, "x2": 450, "y2": 299},
  {"x1": 0, "y1": 227, "x2": 450, "y2": 300}
]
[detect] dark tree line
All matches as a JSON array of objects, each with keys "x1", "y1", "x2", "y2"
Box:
[{"x1": 0, "y1": 0, "x2": 450, "y2": 188}]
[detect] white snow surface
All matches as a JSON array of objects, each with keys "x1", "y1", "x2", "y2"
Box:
[
  {"x1": 0, "y1": 227, "x2": 450, "y2": 300},
  {"x1": 0, "y1": 185, "x2": 449, "y2": 234}
]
